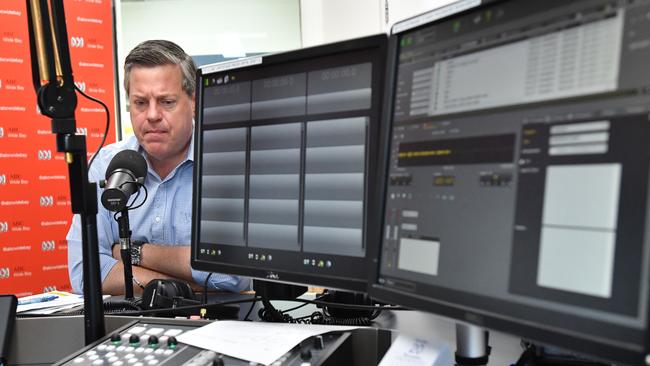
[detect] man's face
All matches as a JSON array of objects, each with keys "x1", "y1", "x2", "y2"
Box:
[{"x1": 127, "y1": 64, "x2": 194, "y2": 164}]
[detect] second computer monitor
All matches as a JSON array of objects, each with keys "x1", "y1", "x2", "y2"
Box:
[
  {"x1": 371, "y1": 0, "x2": 650, "y2": 364},
  {"x1": 192, "y1": 35, "x2": 387, "y2": 292}
]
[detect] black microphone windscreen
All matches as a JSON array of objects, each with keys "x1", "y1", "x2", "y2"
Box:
[{"x1": 105, "y1": 150, "x2": 147, "y2": 180}]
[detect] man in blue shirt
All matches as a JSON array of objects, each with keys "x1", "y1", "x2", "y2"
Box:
[{"x1": 67, "y1": 40, "x2": 249, "y2": 295}]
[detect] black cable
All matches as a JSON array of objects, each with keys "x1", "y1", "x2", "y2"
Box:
[
  {"x1": 17, "y1": 295, "x2": 404, "y2": 319},
  {"x1": 126, "y1": 182, "x2": 148, "y2": 210},
  {"x1": 243, "y1": 297, "x2": 260, "y2": 321},
  {"x1": 103, "y1": 299, "x2": 142, "y2": 313},
  {"x1": 74, "y1": 84, "x2": 110, "y2": 170},
  {"x1": 279, "y1": 293, "x2": 328, "y2": 314},
  {"x1": 289, "y1": 297, "x2": 408, "y2": 312},
  {"x1": 117, "y1": 296, "x2": 258, "y2": 317},
  {"x1": 310, "y1": 312, "x2": 373, "y2": 326},
  {"x1": 254, "y1": 293, "x2": 407, "y2": 325},
  {"x1": 280, "y1": 301, "x2": 311, "y2": 314},
  {"x1": 17, "y1": 296, "x2": 259, "y2": 318},
  {"x1": 254, "y1": 292, "x2": 398, "y2": 326},
  {"x1": 107, "y1": 182, "x2": 148, "y2": 218},
  {"x1": 257, "y1": 300, "x2": 378, "y2": 326},
  {"x1": 292, "y1": 313, "x2": 314, "y2": 322},
  {"x1": 202, "y1": 273, "x2": 214, "y2": 304},
  {"x1": 258, "y1": 298, "x2": 287, "y2": 322},
  {"x1": 248, "y1": 291, "x2": 404, "y2": 312}
]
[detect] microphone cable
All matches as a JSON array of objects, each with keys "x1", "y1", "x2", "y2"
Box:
[
  {"x1": 123, "y1": 180, "x2": 148, "y2": 210},
  {"x1": 110, "y1": 181, "x2": 148, "y2": 224},
  {"x1": 125, "y1": 179, "x2": 148, "y2": 209},
  {"x1": 74, "y1": 83, "x2": 111, "y2": 171}
]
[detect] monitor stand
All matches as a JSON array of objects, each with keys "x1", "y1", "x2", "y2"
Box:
[
  {"x1": 253, "y1": 281, "x2": 375, "y2": 324},
  {"x1": 315, "y1": 290, "x2": 375, "y2": 321},
  {"x1": 455, "y1": 323, "x2": 490, "y2": 366},
  {"x1": 253, "y1": 280, "x2": 308, "y2": 302},
  {"x1": 254, "y1": 280, "x2": 308, "y2": 322}
]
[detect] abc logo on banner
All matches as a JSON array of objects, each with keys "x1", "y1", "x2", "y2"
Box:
[
  {"x1": 0, "y1": 268, "x2": 9, "y2": 280},
  {"x1": 0, "y1": 222, "x2": 8, "y2": 233},
  {"x1": 70, "y1": 36, "x2": 84, "y2": 48},
  {"x1": 40, "y1": 196, "x2": 54, "y2": 207},
  {"x1": 0, "y1": 175, "x2": 5, "y2": 185},
  {"x1": 38, "y1": 150, "x2": 52, "y2": 160},
  {"x1": 42, "y1": 240, "x2": 56, "y2": 251}
]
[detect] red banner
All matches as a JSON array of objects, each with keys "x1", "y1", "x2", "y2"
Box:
[{"x1": 0, "y1": 0, "x2": 116, "y2": 296}]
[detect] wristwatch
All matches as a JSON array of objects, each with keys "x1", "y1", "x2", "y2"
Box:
[{"x1": 131, "y1": 240, "x2": 145, "y2": 266}]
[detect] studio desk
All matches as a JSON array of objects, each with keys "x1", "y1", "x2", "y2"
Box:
[{"x1": 8, "y1": 293, "x2": 522, "y2": 366}]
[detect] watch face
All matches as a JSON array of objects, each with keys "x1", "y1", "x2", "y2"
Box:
[{"x1": 131, "y1": 243, "x2": 142, "y2": 266}]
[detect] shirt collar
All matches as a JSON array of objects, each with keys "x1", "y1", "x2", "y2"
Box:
[{"x1": 186, "y1": 129, "x2": 195, "y2": 163}]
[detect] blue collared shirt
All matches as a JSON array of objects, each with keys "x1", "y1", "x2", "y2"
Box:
[{"x1": 66, "y1": 134, "x2": 249, "y2": 294}]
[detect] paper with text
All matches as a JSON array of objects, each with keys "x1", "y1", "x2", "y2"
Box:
[
  {"x1": 379, "y1": 333, "x2": 453, "y2": 366},
  {"x1": 177, "y1": 320, "x2": 357, "y2": 365}
]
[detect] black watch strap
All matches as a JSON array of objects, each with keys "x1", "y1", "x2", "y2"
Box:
[{"x1": 131, "y1": 240, "x2": 145, "y2": 266}]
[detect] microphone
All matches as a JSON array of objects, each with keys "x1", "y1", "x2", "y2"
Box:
[{"x1": 100, "y1": 150, "x2": 147, "y2": 212}]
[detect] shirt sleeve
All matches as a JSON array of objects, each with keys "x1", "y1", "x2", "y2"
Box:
[
  {"x1": 66, "y1": 157, "x2": 118, "y2": 294},
  {"x1": 190, "y1": 269, "x2": 251, "y2": 292},
  {"x1": 66, "y1": 214, "x2": 118, "y2": 294}
]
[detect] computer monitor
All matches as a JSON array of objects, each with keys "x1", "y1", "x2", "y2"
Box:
[
  {"x1": 191, "y1": 35, "x2": 387, "y2": 292},
  {"x1": 370, "y1": 0, "x2": 650, "y2": 364}
]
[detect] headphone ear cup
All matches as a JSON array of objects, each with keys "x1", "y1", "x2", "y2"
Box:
[
  {"x1": 182, "y1": 282, "x2": 196, "y2": 299},
  {"x1": 141, "y1": 279, "x2": 167, "y2": 309},
  {"x1": 169, "y1": 279, "x2": 195, "y2": 300},
  {"x1": 169, "y1": 281, "x2": 182, "y2": 297},
  {"x1": 141, "y1": 279, "x2": 198, "y2": 309}
]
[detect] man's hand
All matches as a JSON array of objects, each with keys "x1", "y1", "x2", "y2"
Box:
[
  {"x1": 103, "y1": 244, "x2": 196, "y2": 296},
  {"x1": 103, "y1": 261, "x2": 174, "y2": 295},
  {"x1": 112, "y1": 242, "x2": 121, "y2": 260},
  {"x1": 110, "y1": 243, "x2": 193, "y2": 284}
]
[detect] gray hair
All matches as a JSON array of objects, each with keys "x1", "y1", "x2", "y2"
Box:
[{"x1": 124, "y1": 40, "x2": 196, "y2": 97}]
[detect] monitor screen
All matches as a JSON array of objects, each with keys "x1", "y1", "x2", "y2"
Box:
[
  {"x1": 192, "y1": 35, "x2": 387, "y2": 292},
  {"x1": 371, "y1": 0, "x2": 650, "y2": 364}
]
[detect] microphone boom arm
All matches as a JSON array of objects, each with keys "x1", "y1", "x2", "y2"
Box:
[{"x1": 26, "y1": 0, "x2": 105, "y2": 344}]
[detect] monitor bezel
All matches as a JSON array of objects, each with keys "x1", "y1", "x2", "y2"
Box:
[
  {"x1": 191, "y1": 34, "x2": 388, "y2": 293},
  {"x1": 368, "y1": 0, "x2": 650, "y2": 364}
]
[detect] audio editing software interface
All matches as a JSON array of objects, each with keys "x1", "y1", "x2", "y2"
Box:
[
  {"x1": 194, "y1": 40, "x2": 384, "y2": 286},
  {"x1": 379, "y1": 0, "x2": 650, "y2": 345}
]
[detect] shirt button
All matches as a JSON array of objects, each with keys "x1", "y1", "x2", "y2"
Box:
[{"x1": 155, "y1": 216, "x2": 161, "y2": 223}]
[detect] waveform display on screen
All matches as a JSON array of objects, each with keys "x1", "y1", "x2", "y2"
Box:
[{"x1": 397, "y1": 134, "x2": 515, "y2": 166}]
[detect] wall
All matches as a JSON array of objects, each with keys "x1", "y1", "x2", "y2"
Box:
[
  {"x1": 0, "y1": 0, "x2": 116, "y2": 295},
  {"x1": 299, "y1": 0, "x2": 458, "y2": 47},
  {"x1": 115, "y1": 0, "x2": 302, "y2": 137},
  {"x1": 300, "y1": 0, "x2": 383, "y2": 47},
  {"x1": 384, "y1": 0, "x2": 458, "y2": 30}
]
